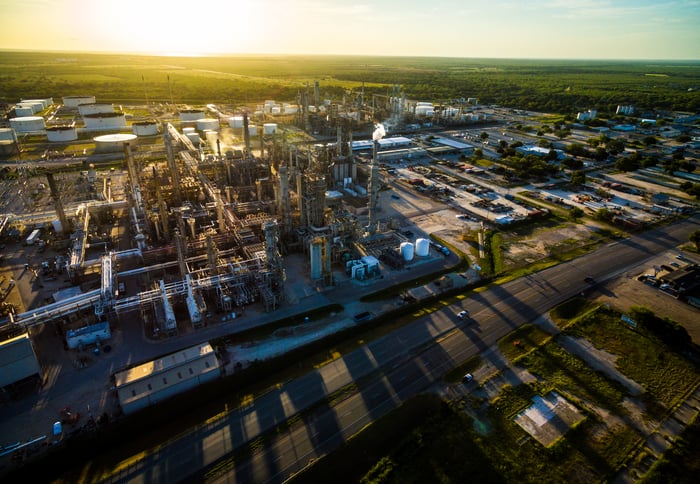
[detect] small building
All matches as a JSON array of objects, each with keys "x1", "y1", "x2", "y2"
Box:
[
  {"x1": 650, "y1": 193, "x2": 669, "y2": 205},
  {"x1": 114, "y1": 342, "x2": 220, "y2": 415}
]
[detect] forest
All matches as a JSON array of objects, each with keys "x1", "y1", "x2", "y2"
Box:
[{"x1": 1, "y1": 51, "x2": 698, "y2": 115}]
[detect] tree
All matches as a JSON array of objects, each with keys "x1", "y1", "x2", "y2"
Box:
[
  {"x1": 569, "y1": 206, "x2": 584, "y2": 220},
  {"x1": 570, "y1": 170, "x2": 586, "y2": 186},
  {"x1": 690, "y1": 229, "x2": 700, "y2": 251},
  {"x1": 679, "y1": 160, "x2": 696, "y2": 173},
  {"x1": 473, "y1": 148, "x2": 483, "y2": 160},
  {"x1": 616, "y1": 156, "x2": 640, "y2": 172},
  {"x1": 662, "y1": 159, "x2": 679, "y2": 175},
  {"x1": 480, "y1": 132, "x2": 489, "y2": 141},
  {"x1": 606, "y1": 139, "x2": 625, "y2": 155},
  {"x1": 642, "y1": 136, "x2": 657, "y2": 146}
]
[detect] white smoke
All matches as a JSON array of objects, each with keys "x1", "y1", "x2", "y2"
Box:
[{"x1": 372, "y1": 123, "x2": 386, "y2": 141}]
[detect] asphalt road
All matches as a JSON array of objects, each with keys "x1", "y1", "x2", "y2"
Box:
[{"x1": 103, "y1": 215, "x2": 700, "y2": 483}]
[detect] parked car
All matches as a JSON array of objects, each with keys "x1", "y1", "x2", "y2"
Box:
[
  {"x1": 457, "y1": 310, "x2": 469, "y2": 319},
  {"x1": 462, "y1": 373, "x2": 473, "y2": 383}
]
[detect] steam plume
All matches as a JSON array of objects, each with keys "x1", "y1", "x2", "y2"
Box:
[{"x1": 372, "y1": 123, "x2": 386, "y2": 141}]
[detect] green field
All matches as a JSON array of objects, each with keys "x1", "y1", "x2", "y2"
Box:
[{"x1": 1, "y1": 51, "x2": 698, "y2": 113}]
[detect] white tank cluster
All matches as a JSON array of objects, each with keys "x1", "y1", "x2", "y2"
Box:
[
  {"x1": 93, "y1": 133, "x2": 137, "y2": 152},
  {"x1": 415, "y1": 238, "x2": 430, "y2": 257},
  {"x1": 400, "y1": 242, "x2": 415, "y2": 261},
  {"x1": 83, "y1": 112, "x2": 126, "y2": 130},
  {"x1": 10, "y1": 116, "x2": 46, "y2": 133},
  {"x1": 263, "y1": 123, "x2": 278, "y2": 135},
  {"x1": 62, "y1": 95, "x2": 96, "y2": 108},
  {"x1": 132, "y1": 120, "x2": 159, "y2": 136},
  {"x1": 46, "y1": 126, "x2": 78, "y2": 142},
  {"x1": 179, "y1": 109, "x2": 205, "y2": 122},
  {"x1": 78, "y1": 103, "x2": 114, "y2": 116},
  {"x1": 196, "y1": 118, "x2": 219, "y2": 131}
]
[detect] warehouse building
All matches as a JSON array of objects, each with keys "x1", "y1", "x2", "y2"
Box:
[{"x1": 114, "y1": 342, "x2": 220, "y2": 415}]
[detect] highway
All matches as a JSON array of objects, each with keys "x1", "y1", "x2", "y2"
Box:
[{"x1": 103, "y1": 215, "x2": 700, "y2": 484}]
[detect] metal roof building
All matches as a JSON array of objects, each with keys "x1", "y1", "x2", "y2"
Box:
[
  {"x1": 0, "y1": 333, "x2": 42, "y2": 389},
  {"x1": 114, "y1": 342, "x2": 220, "y2": 415}
]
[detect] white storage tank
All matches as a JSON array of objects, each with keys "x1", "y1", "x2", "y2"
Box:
[
  {"x1": 400, "y1": 242, "x2": 415, "y2": 261},
  {"x1": 0, "y1": 128, "x2": 15, "y2": 141},
  {"x1": 415, "y1": 238, "x2": 430, "y2": 257},
  {"x1": 196, "y1": 118, "x2": 219, "y2": 131},
  {"x1": 10, "y1": 116, "x2": 46, "y2": 132},
  {"x1": 22, "y1": 98, "x2": 53, "y2": 109},
  {"x1": 248, "y1": 124, "x2": 258, "y2": 136},
  {"x1": 228, "y1": 116, "x2": 244, "y2": 128},
  {"x1": 180, "y1": 109, "x2": 205, "y2": 121},
  {"x1": 83, "y1": 112, "x2": 126, "y2": 129},
  {"x1": 62, "y1": 95, "x2": 96, "y2": 108},
  {"x1": 93, "y1": 133, "x2": 137, "y2": 152},
  {"x1": 46, "y1": 126, "x2": 78, "y2": 142},
  {"x1": 78, "y1": 103, "x2": 114, "y2": 116},
  {"x1": 182, "y1": 126, "x2": 196, "y2": 134},
  {"x1": 15, "y1": 105, "x2": 35, "y2": 117},
  {"x1": 186, "y1": 132, "x2": 201, "y2": 145},
  {"x1": 132, "y1": 120, "x2": 159, "y2": 136},
  {"x1": 0, "y1": 140, "x2": 18, "y2": 156},
  {"x1": 271, "y1": 106, "x2": 281, "y2": 115},
  {"x1": 283, "y1": 104, "x2": 298, "y2": 114},
  {"x1": 263, "y1": 123, "x2": 277, "y2": 135}
]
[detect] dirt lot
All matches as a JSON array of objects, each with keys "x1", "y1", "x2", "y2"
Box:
[{"x1": 591, "y1": 251, "x2": 700, "y2": 344}]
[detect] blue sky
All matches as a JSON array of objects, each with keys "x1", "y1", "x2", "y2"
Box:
[{"x1": 0, "y1": 0, "x2": 698, "y2": 59}]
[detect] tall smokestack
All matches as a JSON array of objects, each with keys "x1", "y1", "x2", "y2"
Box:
[{"x1": 243, "y1": 112, "x2": 251, "y2": 157}]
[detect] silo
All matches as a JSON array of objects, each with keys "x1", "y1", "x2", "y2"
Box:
[
  {"x1": 78, "y1": 103, "x2": 114, "y2": 116},
  {"x1": 83, "y1": 112, "x2": 126, "y2": 130},
  {"x1": 62, "y1": 95, "x2": 96, "y2": 108},
  {"x1": 415, "y1": 238, "x2": 430, "y2": 257},
  {"x1": 179, "y1": 109, "x2": 205, "y2": 122},
  {"x1": 400, "y1": 242, "x2": 415, "y2": 261},
  {"x1": 46, "y1": 126, "x2": 78, "y2": 142},
  {"x1": 10, "y1": 116, "x2": 46, "y2": 132},
  {"x1": 132, "y1": 120, "x2": 159, "y2": 136},
  {"x1": 93, "y1": 133, "x2": 137, "y2": 152},
  {"x1": 196, "y1": 118, "x2": 219, "y2": 131},
  {"x1": 310, "y1": 238, "x2": 323, "y2": 279},
  {"x1": 0, "y1": 128, "x2": 16, "y2": 141},
  {"x1": 229, "y1": 116, "x2": 244, "y2": 128},
  {"x1": 263, "y1": 123, "x2": 278, "y2": 135}
]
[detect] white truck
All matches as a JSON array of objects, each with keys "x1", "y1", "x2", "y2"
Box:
[{"x1": 25, "y1": 228, "x2": 41, "y2": 246}]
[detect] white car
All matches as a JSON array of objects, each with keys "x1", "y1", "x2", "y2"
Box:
[{"x1": 457, "y1": 310, "x2": 469, "y2": 319}]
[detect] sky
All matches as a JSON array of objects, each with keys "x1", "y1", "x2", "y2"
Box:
[{"x1": 0, "y1": 0, "x2": 699, "y2": 60}]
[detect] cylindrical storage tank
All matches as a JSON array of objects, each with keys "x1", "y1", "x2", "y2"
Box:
[
  {"x1": 26, "y1": 102, "x2": 45, "y2": 113},
  {"x1": 415, "y1": 238, "x2": 430, "y2": 257},
  {"x1": 271, "y1": 106, "x2": 281, "y2": 115},
  {"x1": 132, "y1": 120, "x2": 159, "y2": 136},
  {"x1": 0, "y1": 128, "x2": 15, "y2": 141},
  {"x1": 186, "y1": 132, "x2": 201, "y2": 145},
  {"x1": 248, "y1": 125, "x2": 257, "y2": 136},
  {"x1": 400, "y1": 242, "x2": 415, "y2": 261},
  {"x1": 22, "y1": 98, "x2": 53, "y2": 109},
  {"x1": 196, "y1": 118, "x2": 219, "y2": 131},
  {"x1": 179, "y1": 109, "x2": 205, "y2": 121},
  {"x1": 78, "y1": 103, "x2": 114, "y2": 116},
  {"x1": 62, "y1": 96, "x2": 95, "y2": 108},
  {"x1": 10, "y1": 116, "x2": 46, "y2": 132},
  {"x1": 283, "y1": 104, "x2": 298, "y2": 114},
  {"x1": 263, "y1": 123, "x2": 277, "y2": 135},
  {"x1": 310, "y1": 238, "x2": 323, "y2": 279},
  {"x1": 228, "y1": 116, "x2": 244, "y2": 128},
  {"x1": 93, "y1": 133, "x2": 137, "y2": 152},
  {"x1": 52, "y1": 219, "x2": 63, "y2": 234},
  {"x1": 0, "y1": 140, "x2": 18, "y2": 156},
  {"x1": 415, "y1": 105, "x2": 432, "y2": 116},
  {"x1": 182, "y1": 126, "x2": 196, "y2": 134},
  {"x1": 15, "y1": 105, "x2": 35, "y2": 117},
  {"x1": 46, "y1": 126, "x2": 78, "y2": 142},
  {"x1": 83, "y1": 112, "x2": 126, "y2": 129}
]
